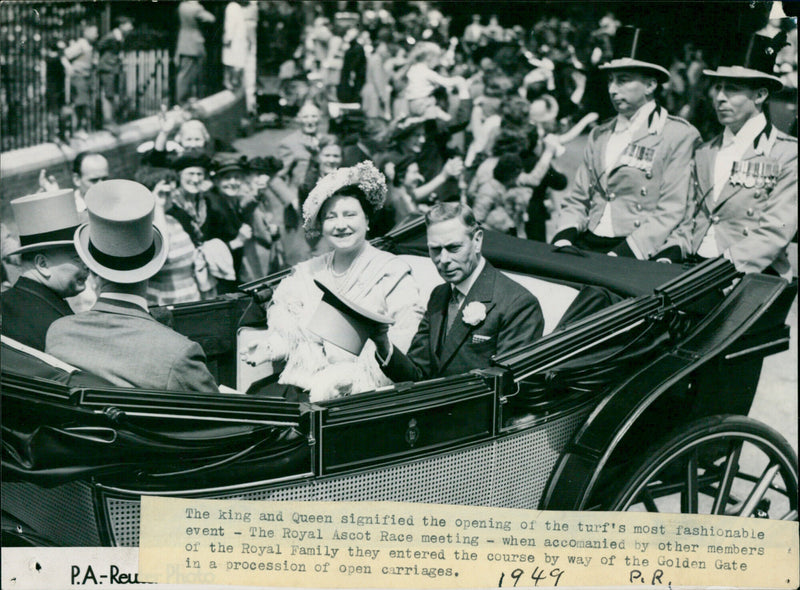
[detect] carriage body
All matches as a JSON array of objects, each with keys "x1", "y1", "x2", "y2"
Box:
[{"x1": 2, "y1": 222, "x2": 796, "y2": 547}]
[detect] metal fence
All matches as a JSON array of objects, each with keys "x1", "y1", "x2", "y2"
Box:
[{"x1": 0, "y1": 2, "x2": 178, "y2": 152}]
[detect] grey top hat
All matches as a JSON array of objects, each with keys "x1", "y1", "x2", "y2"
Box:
[
  {"x1": 599, "y1": 26, "x2": 671, "y2": 83},
  {"x1": 74, "y1": 180, "x2": 168, "y2": 284},
  {"x1": 7, "y1": 189, "x2": 81, "y2": 256},
  {"x1": 703, "y1": 31, "x2": 788, "y2": 92},
  {"x1": 309, "y1": 279, "x2": 393, "y2": 356}
]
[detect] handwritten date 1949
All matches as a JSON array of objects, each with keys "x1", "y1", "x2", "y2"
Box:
[{"x1": 498, "y1": 567, "x2": 564, "y2": 587}]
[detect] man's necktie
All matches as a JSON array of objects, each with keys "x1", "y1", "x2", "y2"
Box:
[
  {"x1": 437, "y1": 287, "x2": 462, "y2": 356},
  {"x1": 445, "y1": 288, "x2": 463, "y2": 336}
]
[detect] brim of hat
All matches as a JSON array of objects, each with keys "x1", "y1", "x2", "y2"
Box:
[
  {"x1": 5, "y1": 239, "x2": 76, "y2": 257},
  {"x1": 313, "y1": 279, "x2": 393, "y2": 326},
  {"x1": 309, "y1": 279, "x2": 393, "y2": 355},
  {"x1": 703, "y1": 67, "x2": 784, "y2": 91},
  {"x1": 213, "y1": 165, "x2": 244, "y2": 177},
  {"x1": 74, "y1": 223, "x2": 168, "y2": 284},
  {"x1": 600, "y1": 59, "x2": 671, "y2": 83}
]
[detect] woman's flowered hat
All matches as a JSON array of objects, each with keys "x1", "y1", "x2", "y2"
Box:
[{"x1": 302, "y1": 160, "x2": 388, "y2": 233}]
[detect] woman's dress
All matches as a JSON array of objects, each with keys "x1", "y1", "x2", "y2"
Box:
[
  {"x1": 259, "y1": 243, "x2": 423, "y2": 402},
  {"x1": 147, "y1": 215, "x2": 202, "y2": 306}
]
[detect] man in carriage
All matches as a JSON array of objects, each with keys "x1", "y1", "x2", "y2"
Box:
[
  {"x1": 655, "y1": 31, "x2": 798, "y2": 280},
  {"x1": 552, "y1": 27, "x2": 701, "y2": 261}
]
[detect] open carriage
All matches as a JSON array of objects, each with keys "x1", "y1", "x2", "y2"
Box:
[{"x1": 2, "y1": 218, "x2": 797, "y2": 547}]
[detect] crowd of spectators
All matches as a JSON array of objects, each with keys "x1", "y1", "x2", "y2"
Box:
[{"x1": 3, "y1": 2, "x2": 797, "y2": 310}]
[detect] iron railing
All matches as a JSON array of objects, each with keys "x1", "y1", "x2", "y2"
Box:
[{"x1": 0, "y1": 1, "x2": 218, "y2": 152}]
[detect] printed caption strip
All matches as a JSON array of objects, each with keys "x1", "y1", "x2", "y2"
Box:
[{"x1": 138, "y1": 498, "x2": 799, "y2": 588}]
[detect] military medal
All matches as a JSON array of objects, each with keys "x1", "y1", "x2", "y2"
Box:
[
  {"x1": 730, "y1": 161, "x2": 743, "y2": 186},
  {"x1": 622, "y1": 144, "x2": 655, "y2": 174}
]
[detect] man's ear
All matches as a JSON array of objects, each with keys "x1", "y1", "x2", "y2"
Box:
[
  {"x1": 754, "y1": 87, "x2": 769, "y2": 107},
  {"x1": 73, "y1": 173, "x2": 81, "y2": 189},
  {"x1": 33, "y1": 252, "x2": 51, "y2": 278},
  {"x1": 473, "y1": 227, "x2": 484, "y2": 251}
]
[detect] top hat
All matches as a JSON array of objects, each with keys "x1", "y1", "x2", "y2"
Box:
[
  {"x1": 309, "y1": 279, "x2": 393, "y2": 355},
  {"x1": 7, "y1": 189, "x2": 82, "y2": 256},
  {"x1": 703, "y1": 31, "x2": 787, "y2": 91},
  {"x1": 599, "y1": 26, "x2": 670, "y2": 83},
  {"x1": 75, "y1": 180, "x2": 168, "y2": 284}
]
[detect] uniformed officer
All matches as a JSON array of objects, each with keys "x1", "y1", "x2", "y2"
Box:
[
  {"x1": 656, "y1": 31, "x2": 797, "y2": 279},
  {"x1": 553, "y1": 27, "x2": 701, "y2": 259}
]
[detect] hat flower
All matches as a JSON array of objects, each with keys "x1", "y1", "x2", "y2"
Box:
[
  {"x1": 302, "y1": 161, "x2": 388, "y2": 232},
  {"x1": 462, "y1": 302, "x2": 487, "y2": 326}
]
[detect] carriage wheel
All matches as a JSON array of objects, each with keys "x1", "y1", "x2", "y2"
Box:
[{"x1": 609, "y1": 415, "x2": 798, "y2": 520}]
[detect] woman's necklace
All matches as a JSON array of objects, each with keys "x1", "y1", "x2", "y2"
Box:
[{"x1": 328, "y1": 244, "x2": 366, "y2": 283}]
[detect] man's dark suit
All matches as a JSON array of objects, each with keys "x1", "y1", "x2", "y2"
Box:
[
  {"x1": 1, "y1": 277, "x2": 73, "y2": 351},
  {"x1": 382, "y1": 262, "x2": 544, "y2": 382},
  {"x1": 46, "y1": 297, "x2": 218, "y2": 392}
]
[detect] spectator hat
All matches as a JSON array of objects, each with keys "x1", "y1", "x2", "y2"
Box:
[
  {"x1": 599, "y1": 26, "x2": 670, "y2": 83},
  {"x1": 246, "y1": 156, "x2": 283, "y2": 177},
  {"x1": 529, "y1": 94, "x2": 559, "y2": 124},
  {"x1": 387, "y1": 118, "x2": 426, "y2": 146},
  {"x1": 7, "y1": 189, "x2": 81, "y2": 256},
  {"x1": 75, "y1": 180, "x2": 168, "y2": 283},
  {"x1": 211, "y1": 153, "x2": 246, "y2": 177},
  {"x1": 169, "y1": 149, "x2": 213, "y2": 172},
  {"x1": 310, "y1": 279, "x2": 393, "y2": 355},
  {"x1": 703, "y1": 31, "x2": 787, "y2": 91}
]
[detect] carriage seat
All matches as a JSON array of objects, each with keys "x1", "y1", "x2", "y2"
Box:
[
  {"x1": 236, "y1": 256, "x2": 581, "y2": 391},
  {"x1": 399, "y1": 255, "x2": 579, "y2": 336}
]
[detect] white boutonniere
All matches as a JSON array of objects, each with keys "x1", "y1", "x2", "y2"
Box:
[{"x1": 462, "y1": 302, "x2": 487, "y2": 326}]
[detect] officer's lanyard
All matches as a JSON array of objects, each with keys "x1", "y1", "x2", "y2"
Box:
[
  {"x1": 586, "y1": 160, "x2": 609, "y2": 199},
  {"x1": 689, "y1": 164, "x2": 719, "y2": 224}
]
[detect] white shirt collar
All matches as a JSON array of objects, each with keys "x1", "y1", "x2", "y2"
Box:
[
  {"x1": 100, "y1": 292, "x2": 149, "y2": 311},
  {"x1": 722, "y1": 113, "x2": 766, "y2": 148},
  {"x1": 452, "y1": 256, "x2": 486, "y2": 299},
  {"x1": 615, "y1": 100, "x2": 656, "y2": 134}
]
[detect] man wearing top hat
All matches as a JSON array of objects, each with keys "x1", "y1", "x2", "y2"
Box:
[
  {"x1": 46, "y1": 180, "x2": 219, "y2": 392},
  {"x1": 1, "y1": 189, "x2": 90, "y2": 351},
  {"x1": 655, "y1": 31, "x2": 797, "y2": 279},
  {"x1": 552, "y1": 27, "x2": 701, "y2": 260}
]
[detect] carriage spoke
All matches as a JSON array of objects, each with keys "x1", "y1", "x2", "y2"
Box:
[
  {"x1": 738, "y1": 463, "x2": 780, "y2": 517},
  {"x1": 681, "y1": 449, "x2": 699, "y2": 514},
  {"x1": 641, "y1": 489, "x2": 659, "y2": 512},
  {"x1": 711, "y1": 441, "x2": 743, "y2": 515}
]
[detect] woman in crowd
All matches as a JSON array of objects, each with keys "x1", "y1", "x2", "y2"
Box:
[
  {"x1": 361, "y1": 27, "x2": 394, "y2": 120},
  {"x1": 241, "y1": 161, "x2": 423, "y2": 402},
  {"x1": 298, "y1": 134, "x2": 343, "y2": 209},
  {"x1": 134, "y1": 166, "x2": 207, "y2": 305},
  {"x1": 167, "y1": 150, "x2": 240, "y2": 296},
  {"x1": 471, "y1": 153, "x2": 524, "y2": 234},
  {"x1": 244, "y1": 156, "x2": 288, "y2": 276},
  {"x1": 206, "y1": 154, "x2": 256, "y2": 288}
]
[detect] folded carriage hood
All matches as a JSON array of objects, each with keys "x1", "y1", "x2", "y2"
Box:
[{"x1": 390, "y1": 221, "x2": 687, "y2": 297}]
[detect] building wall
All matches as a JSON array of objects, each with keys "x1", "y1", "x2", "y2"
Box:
[{"x1": 1, "y1": 91, "x2": 246, "y2": 222}]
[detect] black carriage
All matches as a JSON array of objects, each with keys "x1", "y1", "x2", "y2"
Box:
[{"x1": 2, "y1": 219, "x2": 796, "y2": 547}]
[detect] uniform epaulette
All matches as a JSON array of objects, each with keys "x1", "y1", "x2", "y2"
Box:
[
  {"x1": 590, "y1": 117, "x2": 615, "y2": 139},
  {"x1": 775, "y1": 133, "x2": 797, "y2": 143},
  {"x1": 665, "y1": 113, "x2": 693, "y2": 127}
]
